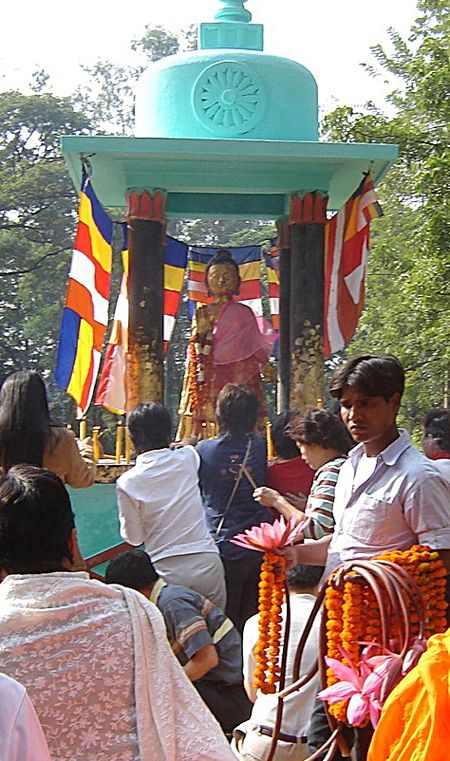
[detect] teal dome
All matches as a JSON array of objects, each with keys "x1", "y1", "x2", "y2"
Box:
[{"x1": 134, "y1": 48, "x2": 319, "y2": 141}]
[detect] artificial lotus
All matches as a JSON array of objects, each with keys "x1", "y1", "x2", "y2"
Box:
[
  {"x1": 231, "y1": 515, "x2": 309, "y2": 552},
  {"x1": 318, "y1": 641, "x2": 424, "y2": 728}
]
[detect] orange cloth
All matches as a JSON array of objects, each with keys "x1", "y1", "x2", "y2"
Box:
[{"x1": 368, "y1": 629, "x2": 450, "y2": 761}]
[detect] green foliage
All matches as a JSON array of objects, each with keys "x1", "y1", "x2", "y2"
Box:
[
  {"x1": 0, "y1": 90, "x2": 91, "y2": 404},
  {"x1": 322, "y1": 0, "x2": 450, "y2": 433},
  {"x1": 73, "y1": 24, "x2": 198, "y2": 136}
]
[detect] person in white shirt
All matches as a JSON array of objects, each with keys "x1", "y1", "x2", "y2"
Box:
[
  {"x1": 422, "y1": 409, "x2": 450, "y2": 482},
  {"x1": 0, "y1": 672, "x2": 51, "y2": 761},
  {"x1": 284, "y1": 355, "x2": 450, "y2": 761},
  {"x1": 116, "y1": 402, "x2": 226, "y2": 609},
  {"x1": 0, "y1": 465, "x2": 235, "y2": 761},
  {"x1": 232, "y1": 564, "x2": 323, "y2": 761}
]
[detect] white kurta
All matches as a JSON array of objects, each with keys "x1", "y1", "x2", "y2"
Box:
[{"x1": 0, "y1": 572, "x2": 235, "y2": 761}]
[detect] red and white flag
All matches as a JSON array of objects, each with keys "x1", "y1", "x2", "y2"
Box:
[{"x1": 323, "y1": 174, "x2": 383, "y2": 356}]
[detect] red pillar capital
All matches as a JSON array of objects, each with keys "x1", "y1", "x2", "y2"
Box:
[{"x1": 126, "y1": 188, "x2": 167, "y2": 223}]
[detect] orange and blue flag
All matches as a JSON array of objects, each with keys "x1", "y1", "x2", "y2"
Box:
[{"x1": 55, "y1": 171, "x2": 113, "y2": 416}]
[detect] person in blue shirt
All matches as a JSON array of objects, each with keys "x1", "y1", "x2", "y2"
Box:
[{"x1": 196, "y1": 383, "x2": 273, "y2": 633}]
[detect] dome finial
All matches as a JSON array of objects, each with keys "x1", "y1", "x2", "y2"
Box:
[{"x1": 214, "y1": 0, "x2": 252, "y2": 23}]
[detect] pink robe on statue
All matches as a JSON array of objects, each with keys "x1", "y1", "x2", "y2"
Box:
[{"x1": 212, "y1": 301, "x2": 272, "y2": 390}]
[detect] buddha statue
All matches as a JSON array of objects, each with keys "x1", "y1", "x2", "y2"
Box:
[{"x1": 177, "y1": 249, "x2": 272, "y2": 439}]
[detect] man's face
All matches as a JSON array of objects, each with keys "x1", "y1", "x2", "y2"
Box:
[{"x1": 339, "y1": 385, "x2": 401, "y2": 455}]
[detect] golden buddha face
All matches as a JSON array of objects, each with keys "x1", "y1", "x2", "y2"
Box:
[{"x1": 206, "y1": 263, "x2": 240, "y2": 298}]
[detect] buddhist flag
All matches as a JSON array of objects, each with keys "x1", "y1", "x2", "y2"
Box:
[
  {"x1": 323, "y1": 174, "x2": 383, "y2": 356},
  {"x1": 95, "y1": 224, "x2": 128, "y2": 415},
  {"x1": 55, "y1": 171, "x2": 113, "y2": 416},
  {"x1": 95, "y1": 234, "x2": 187, "y2": 414},
  {"x1": 264, "y1": 246, "x2": 280, "y2": 331},
  {"x1": 163, "y1": 237, "x2": 188, "y2": 352},
  {"x1": 187, "y1": 245, "x2": 263, "y2": 319}
]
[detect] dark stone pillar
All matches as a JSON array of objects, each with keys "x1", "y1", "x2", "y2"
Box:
[
  {"x1": 126, "y1": 189, "x2": 166, "y2": 410},
  {"x1": 288, "y1": 191, "x2": 328, "y2": 410},
  {"x1": 276, "y1": 218, "x2": 291, "y2": 412}
]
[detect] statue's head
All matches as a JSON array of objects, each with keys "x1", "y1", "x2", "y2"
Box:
[{"x1": 205, "y1": 249, "x2": 241, "y2": 298}]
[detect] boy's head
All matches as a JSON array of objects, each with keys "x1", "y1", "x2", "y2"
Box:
[
  {"x1": 105, "y1": 549, "x2": 159, "y2": 594},
  {"x1": 215, "y1": 383, "x2": 259, "y2": 436},
  {"x1": 329, "y1": 355, "x2": 405, "y2": 402},
  {"x1": 329, "y1": 355, "x2": 404, "y2": 454},
  {"x1": 423, "y1": 409, "x2": 450, "y2": 458},
  {"x1": 286, "y1": 564, "x2": 323, "y2": 594},
  {"x1": 127, "y1": 402, "x2": 172, "y2": 454},
  {"x1": 0, "y1": 465, "x2": 75, "y2": 574}
]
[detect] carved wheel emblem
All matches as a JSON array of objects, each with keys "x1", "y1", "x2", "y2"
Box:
[{"x1": 192, "y1": 61, "x2": 266, "y2": 136}]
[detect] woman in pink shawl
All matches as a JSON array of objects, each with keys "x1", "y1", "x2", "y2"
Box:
[{"x1": 178, "y1": 250, "x2": 272, "y2": 439}]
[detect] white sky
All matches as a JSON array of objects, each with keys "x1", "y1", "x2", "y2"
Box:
[{"x1": 1, "y1": 0, "x2": 418, "y2": 112}]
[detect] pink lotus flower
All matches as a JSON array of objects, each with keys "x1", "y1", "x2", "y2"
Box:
[
  {"x1": 318, "y1": 647, "x2": 405, "y2": 728},
  {"x1": 230, "y1": 515, "x2": 309, "y2": 552}
]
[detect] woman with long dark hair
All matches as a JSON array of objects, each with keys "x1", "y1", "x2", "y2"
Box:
[{"x1": 0, "y1": 370, "x2": 96, "y2": 487}]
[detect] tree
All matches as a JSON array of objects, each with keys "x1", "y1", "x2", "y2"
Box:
[
  {"x1": 322, "y1": 0, "x2": 450, "y2": 432},
  {"x1": 0, "y1": 90, "x2": 92, "y2": 419},
  {"x1": 73, "y1": 24, "x2": 197, "y2": 135}
]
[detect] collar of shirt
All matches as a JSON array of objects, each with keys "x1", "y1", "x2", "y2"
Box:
[
  {"x1": 348, "y1": 428, "x2": 411, "y2": 467},
  {"x1": 149, "y1": 578, "x2": 167, "y2": 606}
]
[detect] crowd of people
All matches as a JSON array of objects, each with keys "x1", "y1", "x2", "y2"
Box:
[{"x1": 0, "y1": 354, "x2": 449, "y2": 761}]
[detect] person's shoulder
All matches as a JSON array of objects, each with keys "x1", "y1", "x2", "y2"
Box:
[
  {"x1": 116, "y1": 462, "x2": 139, "y2": 487},
  {"x1": 46, "y1": 425, "x2": 75, "y2": 449},
  {"x1": 400, "y1": 442, "x2": 444, "y2": 476},
  {"x1": 158, "y1": 583, "x2": 204, "y2": 619},
  {"x1": 161, "y1": 582, "x2": 203, "y2": 605},
  {"x1": 394, "y1": 443, "x2": 450, "y2": 494},
  {"x1": 319, "y1": 456, "x2": 347, "y2": 475},
  {"x1": 196, "y1": 437, "x2": 219, "y2": 455}
]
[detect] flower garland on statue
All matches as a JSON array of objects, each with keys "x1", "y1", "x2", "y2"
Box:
[
  {"x1": 186, "y1": 314, "x2": 214, "y2": 414},
  {"x1": 231, "y1": 517, "x2": 308, "y2": 694},
  {"x1": 320, "y1": 545, "x2": 448, "y2": 728}
]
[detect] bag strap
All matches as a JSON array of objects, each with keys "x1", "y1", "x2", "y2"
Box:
[{"x1": 215, "y1": 436, "x2": 253, "y2": 537}]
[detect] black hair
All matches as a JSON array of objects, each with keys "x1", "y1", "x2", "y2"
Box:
[
  {"x1": 286, "y1": 564, "x2": 323, "y2": 591},
  {"x1": 215, "y1": 383, "x2": 259, "y2": 436},
  {"x1": 0, "y1": 465, "x2": 75, "y2": 573},
  {"x1": 287, "y1": 407, "x2": 353, "y2": 454},
  {"x1": 329, "y1": 355, "x2": 405, "y2": 401},
  {"x1": 205, "y1": 248, "x2": 239, "y2": 277},
  {"x1": 0, "y1": 370, "x2": 52, "y2": 472},
  {"x1": 270, "y1": 411, "x2": 300, "y2": 460},
  {"x1": 127, "y1": 402, "x2": 172, "y2": 453},
  {"x1": 105, "y1": 549, "x2": 159, "y2": 591},
  {"x1": 423, "y1": 409, "x2": 450, "y2": 451}
]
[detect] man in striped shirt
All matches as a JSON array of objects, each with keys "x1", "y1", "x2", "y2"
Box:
[{"x1": 105, "y1": 549, "x2": 251, "y2": 734}]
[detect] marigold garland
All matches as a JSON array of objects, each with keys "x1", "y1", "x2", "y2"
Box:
[
  {"x1": 254, "y1": 551, "x2": 286, "y2": 694},
  {"x1": 323, "y1": 545, "x2": 448, "y2": 723},
  {"x1": 186, "y1": 306, "x2": 215, "y2": 415}
]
